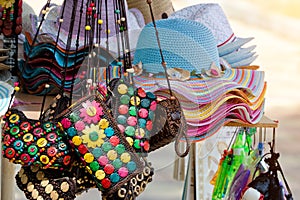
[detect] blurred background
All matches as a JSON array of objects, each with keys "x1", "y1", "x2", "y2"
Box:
[{"x1": 14, "y1": 0, "x2": 300, "y2": 199}]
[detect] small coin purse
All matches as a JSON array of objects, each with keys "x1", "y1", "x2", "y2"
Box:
[{"x1": 2, "y1": 109, "x2": 74, "y2": 169}]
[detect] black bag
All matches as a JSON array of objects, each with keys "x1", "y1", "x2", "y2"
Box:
[{"x1": 248, "y1": 142, "x2": 293, "y2": 200}]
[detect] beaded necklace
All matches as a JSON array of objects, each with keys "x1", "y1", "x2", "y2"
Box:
[{"x1": 0, "y1": 0, "x2": 22, "y2": 37}]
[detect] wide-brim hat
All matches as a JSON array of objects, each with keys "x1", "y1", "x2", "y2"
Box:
[
  {"x1": 133, "y1": 67, "x2": 266, "y2": 139},
  {"x1": 186, "y1": 103, "x2": 264, "y2": 141},
  {"x1": 170, "y1": 3, "x2": 234, "y2": 47},
  {"x1": 133, "y1": 68, "x2": 265, "y2": 104},
  {"x1": 0, "y1": 81, "x2": 14, "y2": 116},
  {"x1": 170, "y1": 3, "x2": 257, "y2": 68},
  {"x1": 39, "y1": 0, "x2": 145, "y2": 48},
  {"x1": 133, "y1": 18, "x2": 220, "y2": 74}
]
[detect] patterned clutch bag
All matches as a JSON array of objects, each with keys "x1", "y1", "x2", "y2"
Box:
[
  {"x1": 2, "y1": 109, "x2": 74, "y2": 169},
  {"x1": 108, "y1": 78, "x2": 157, "y2": 153},
  {"x1": 59, "y1": 94, "x2": 144, "y2": 195}
]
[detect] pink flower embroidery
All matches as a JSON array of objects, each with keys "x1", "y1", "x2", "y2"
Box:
[{"x1": 79, "y1": 100, "x2": 103, "y2": 124}]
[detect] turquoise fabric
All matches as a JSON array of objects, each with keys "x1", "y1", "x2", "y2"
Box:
[{"x1": 133, "y1": 18, "x2": 220, "y2": 74}]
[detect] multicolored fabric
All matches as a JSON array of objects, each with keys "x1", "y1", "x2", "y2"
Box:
[{"x1": 134, "y1": 68, "x2": 265, "y2": 105}]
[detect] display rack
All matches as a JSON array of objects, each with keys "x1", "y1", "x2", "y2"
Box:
[{"x1": 182, "y1": 116, "x2": 278, "y2": 200}]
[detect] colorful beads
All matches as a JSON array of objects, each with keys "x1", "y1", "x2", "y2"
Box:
[
  {"x1": 114, "y1": 80, "x2": 158, "y2": 152},
  {"x1": 72, "y1": 136, "x2": 82, "y2": 146},
  {"x1": 118, "y1": 167, "x2": 129, "y2": 178},
  {"x1": 117, "y1": 84, "x2": 128, "y2": 94},
  {"x1": 84, "y1": 153, "x2": 94, "y2": 163},
  {"x1": 2, "y1": 109, "x2": 73, "y2": 169},
  {"x1": 98, "y1": 19, "x2": 103, "y2": 24},
  {"x1": 95, "y1": 170, "x2": 105, "y2": 180},
  {"x1": 60, "y1": 95, "x2": 142, "y2": 192},
  {"x1": 85, "y1": 25, "x2": 91, "y2": 31}
]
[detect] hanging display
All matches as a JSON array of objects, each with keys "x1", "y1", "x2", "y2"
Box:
[{"x1": 0, "y1": 0, "x2": 294, "y2": 199}]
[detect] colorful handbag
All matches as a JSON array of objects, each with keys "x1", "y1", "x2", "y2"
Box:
[
  {"x1": 102, "y1": 163, "x2": 154, "y2": 200},
  {"x1": 15, "y1": 163, "x2": 96, "y2": 200},
  {"x1": 59, "y1": 94, "x2": 145, "y2": 195},
  {"x1": 107, "y1": 77, "x2": 189, "y2": 157},
  {"x1": 149, "y1": 95, "x2": 189, "y2": 157},
  {"x1": 1, "y1": 108, "x2": 74, "y2": 169},
  {"x1": 107, "y1": 77, "x2": 157, "y2": 153}
]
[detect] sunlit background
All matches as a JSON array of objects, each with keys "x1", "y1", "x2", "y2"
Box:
[{"x1": 18, "y1": 0, "x2": 300, "y2": 199}]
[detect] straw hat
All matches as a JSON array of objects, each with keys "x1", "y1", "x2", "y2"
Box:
[
  {"x1": 133, "y1": 18, "x2": 220, "y2": 74},
  {"x1": 170, "y1": 4, "x2": 257, "y2": 67},
  {"x1": 21, "y1": 1, "x2": 37, "y2": 36},
  {"x1": 40, "y1": 0, "x2": 145, "y2": 48},
  {"x1": 127, "y1": 0, "x2": 174, "y2": 24},
  {"x1": 0, "y1": 81, "x2": 14, "y2": 116},
  {"x1": 170, "y1": 3, "x2": 234, "y2": 47}
]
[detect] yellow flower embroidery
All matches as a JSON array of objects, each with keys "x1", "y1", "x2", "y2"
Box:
[{"x1": 82, "y1": 124, "x2": 106, "y2": 148}]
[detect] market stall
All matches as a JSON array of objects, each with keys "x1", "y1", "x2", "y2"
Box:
[{"x1": 0, "y1": 0, "x2": 294, "y2": 199}]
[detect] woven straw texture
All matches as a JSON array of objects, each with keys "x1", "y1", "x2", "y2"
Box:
[
  {"x1": 133, "y1": 18, "x2": 220, "y2": 74},
  {"x1": 127, "y1": 0, "x2": 174, "y2": 23},
  {"x1": 170, "y1": 3, "x2": 234, "y2": 47}
]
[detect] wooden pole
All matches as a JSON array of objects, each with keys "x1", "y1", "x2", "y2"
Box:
[
  {"x1": 0, "y1": 120, "x2": 15, "y2": 200},
  {"x1": 1, "y1": 159, "x2": 15, "y2": 200}
]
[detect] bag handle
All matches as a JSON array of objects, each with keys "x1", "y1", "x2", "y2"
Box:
[
  {"x1": 147, "y1": 0, "x2": 173, "y2": 96},
  {"x1": 268, "y1": 140, "x2": 293, "y2": 200},
  {"x1": 276, "y1": 159, "x2": 293, "y2": 199},
  {"x1": 252, "y1": 141, "x2": 293, "y2": 200},
  {"x1": 147, "y1": 0, "x2": 190, "y2": 157}
]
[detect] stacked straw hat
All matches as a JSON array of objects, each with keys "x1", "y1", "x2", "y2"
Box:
[
  {"x1": 170, "y1": 3, "x2": 258, "y2": 68},
  {"x1": 133, "y1": 17, "x2": 266, "y2": 141},
  {"x1": 18, "y1": 0, "x2": 145, "y2": 95}
]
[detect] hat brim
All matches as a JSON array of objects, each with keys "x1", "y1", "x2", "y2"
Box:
[{"x1": 0, "y1": 81, "x2": 14, "y2": 116}]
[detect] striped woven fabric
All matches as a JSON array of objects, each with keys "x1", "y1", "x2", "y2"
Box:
[
  {"x1": 133, "y1": 68, "x2": 265, "y2": 104},
  {"x1": 132, "y1": 67, "x2": 266, "y2": 140}
]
